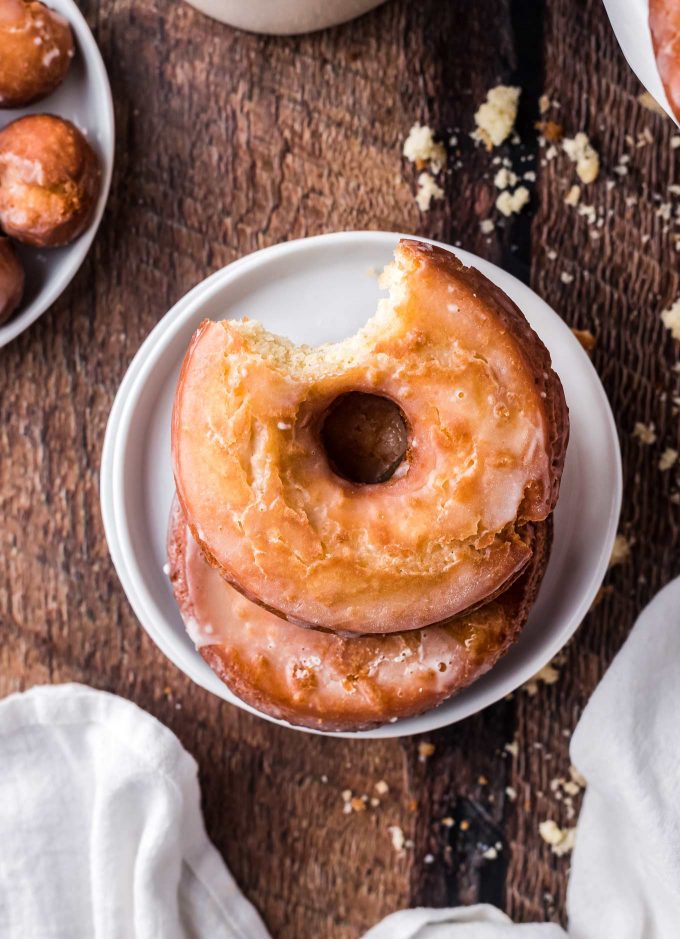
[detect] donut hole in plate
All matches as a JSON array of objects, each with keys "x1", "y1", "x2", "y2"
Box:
[{"x1": 320, "y1": 391, "x2": 409, "y2": 485}]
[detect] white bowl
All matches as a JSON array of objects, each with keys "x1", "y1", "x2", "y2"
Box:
[
  {"x1": 0, "y1": 0, "x2": 114, "y2": 348},
  {"x1": 100, "y1": 231, "x2": 622, "y2": 738},
  {"x1": 185, "y1": 0, "x2": 388, "y2": 34}
]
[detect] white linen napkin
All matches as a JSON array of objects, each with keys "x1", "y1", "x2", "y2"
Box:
[
  {"x1": 1, "y1": 577, "x2": 679, "y2": 939},
  {"x1": 0, "y1": 683, "x2": 270, "y2": 939}
]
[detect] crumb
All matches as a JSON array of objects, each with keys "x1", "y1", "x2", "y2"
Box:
[
  {"x1": 424, "y1": 853, "x2": 435, "y2": 864},
  {"x1": 672, "y1": 136, "x2": 680, "y2": 149},
  {"x1": 474, "y1": 85, "x2": 521, "y2": 147},
  {"x1": 320, "y1": 774, "x2": 328, "y2": 783},
  {"x1": 504, "y1": 740, "x2": 519, "y2": 757},
  {"x1": 545, "y1": 144, "x2": 558, "y2": 160},
  {"x1": 560, "y1": 271, "x2": 574, "y2": 285},
  {"x1": 538, "y1": 94, "x2": 550, "y2": 115},
  {"x1": 459, "y1": 819, "x2": 470, "y2": 831},
  {"x1": 494, "y1": 167, "x2": 518, "y2": 190},
  {"x1": 523, "y1": 170, "x2": 537, "y2": 181},
  {"x1": 505, "y1": 786, "x2": 517, "y2": 801},
  {"x1": 547, "y1": 249, "x2": 557, "y2": 260},
  {"x1": 563, "y1": 133, "x2": 600, "y2": 184},
  {"x1": 403, "y1": 123, "x2": 446, "y2": 173},
  {"x1": 564, "y1": 184, "x2": 581, "y2": 206},
  {"x1": 375, "y1": 780, "x2": 389, "y2": 795},
  {"x1": 350, "y1": 797, "x2": 367, "y2": 813},
  {"x1": 388, "y1": 825, "x2": 406, "y2": 852},
  {"x1": 661, "y1": 298, "x2": 680, "y2": 341},
  {"x1": 638, "y1": 90, "x2": 666, "y2": 115},
  {"x1": 535, "y1": 119, "x2": 563, "y2": 143},
  {"x1": 572, "y1": 328, "x2": 596, "y2": 353},
  {"x1": 478, "y1": 775, "x2": 488, "y2": 786},
  {"x1": 659, "y1": 448, "x2": 678, "y2": 472},
  {"x1": 496, "y1": 186, "x2": 530, "y2": 217},
  {"x1": 418, "y1": 741, "x2": 436, "y2": 762},
  {"x1": 524, "y1": 662, "x2": 560, "y2": 695},
  {"x1": 480, "y1": 218, "x2": 495, "y2": 235},
  {"x1": 609, "y1": 533, "x2": 631, "y2": 567},
  {"x1": 441, "y1": 816, "x2": 455, "y2": 828},
  {"x1": 482, "y1": 846, "x2": 498, "y2": 860},
  {"x1": 633, "y1": 422, "x2": 656, "y2": 445},
  {"x1": 539, "y1": 820, "x2": 576, "y2": 856},
  {"x1": 415, "y1": 172, "x2": 444, "y2": 211}
]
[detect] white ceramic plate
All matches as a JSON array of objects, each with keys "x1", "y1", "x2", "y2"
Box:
[
  {"x1": 101, "y1": 231, "x2": 622, "y2": 739},
  {"x1": 0, "y1": 0, "x2": 114, "y2": 348}
]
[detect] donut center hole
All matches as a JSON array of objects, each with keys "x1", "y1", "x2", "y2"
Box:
[{"x1": 320, "y1": 392, "x2": 408, "y2": 485}]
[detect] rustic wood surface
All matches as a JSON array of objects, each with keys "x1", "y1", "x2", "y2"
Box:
[{"x1": 1, "y1": 0, "x2": 679, "y2": 935}]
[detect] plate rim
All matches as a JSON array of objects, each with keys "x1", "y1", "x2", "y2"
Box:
[
  {"x1": 0, "y1": 0, "x2": 115, "y2": 347},
  {"x1": 101, "y1": 230, "x2": 623, "y2": 738}
]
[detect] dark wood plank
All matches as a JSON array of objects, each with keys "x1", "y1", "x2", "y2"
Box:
[{"x1": 1, "y1": 0, "x2": 678, "y2": 936}]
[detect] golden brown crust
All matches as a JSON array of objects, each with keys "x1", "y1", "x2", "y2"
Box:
[
  {"x1": 173, "y1": 241, "x2": 567, "y2": 635},
  {"x1": 650, "y1": 0, "x2": 680, "y2": 121},
  {"x1": 168, "y1": 498, "x2": 551, "y2": 732},
  {"x1": 0, "y1": 0, "x2": 74, "y2": 108},
  {"x1": 0, "y1": 114, "x2": 101, "y2": 247},
  {"x1": 0, "y1": 236, "x2": 24, "y2": 324}
]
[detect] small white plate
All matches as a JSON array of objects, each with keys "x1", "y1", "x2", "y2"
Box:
[
  {"x1": 0, "y1": 0, "x2": 114, "y2": 348},
  {"x1": 101, "y1": 231, "x2": 622, "y2": 738}
]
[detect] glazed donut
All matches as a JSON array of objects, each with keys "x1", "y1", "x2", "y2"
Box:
[
  {"x1": 172, "y1": 240, "x2": 568, "y2": 635},
  {"x1": 0, "y1": 236, "x2": 24, "y2": 324},
  {"x1": 167, "y1": 498, "x2": 551, "y2": 732},
  {"x1": 0, "y1": 0, "x2": 74, "y2": 108},
  {"x1": 650, "y1": 0, "x2": 680, "y2": 120},
  {"x1": 0, "y1": 114, "x2": 101, "y2": 247}
]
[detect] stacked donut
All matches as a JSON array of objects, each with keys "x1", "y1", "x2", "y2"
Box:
[
  {"x1": 0, "y1": 0, "x2": 102, "y2": 324},
  {"x1": 169, "y1": 240, "x2": 569, "y2": 731}
]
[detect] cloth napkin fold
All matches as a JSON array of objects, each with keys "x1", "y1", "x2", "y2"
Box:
[
  {"x1": 1, "y1": 577, "x2": 679, "y2": 939},
  {"x1": 0, "y1": 683, "x2": 270, "y2": 939}
]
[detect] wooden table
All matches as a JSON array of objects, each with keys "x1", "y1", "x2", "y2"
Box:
[{"x1": 2, "y1": 0, "x2": 679, "y2": 934}]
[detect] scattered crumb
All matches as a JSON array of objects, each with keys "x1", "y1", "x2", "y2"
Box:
[
  {"x1": 570, "y1": 765, "x2": 587, "y2": 788},
  {"x1": 535, "y1": 119, "x2": 563, "y2": 143},
  {"x1": 524, "y1": 662, "x2": 560, "y2": 695},
  {"x1": 523, "y1": 170, "x2": 536, "y2": 182},
  {"x1": 547, "y1": 249, "x2": 557, "y2": 260},
  {"x1": 375, "y1": 780, "x2": 389, "y2": 796},
  {"x1": 351, "y1": 797, "x2": 367, "y2": 813},
  {"x1": 659, "y1": 448, "x2": 678, "y2": 472},
  {"x1": 638, "y1": 91, "x2": 667, "y2": 116},
  {"x1": 505, "y1": 786, "x2": 517, "y2": 801},
  {"x1": 563, "y1": 132, "x2": 600, "y2": 184},
  {"x1": 538, "y1": 94, "x2": 550, "y2": 115},
  {"x1": 482, "y1": 846, "x2": 499, "y2": 860},
  {"x1": 496, "y1": 186, "x2": 530, "y2": 217},
  {"x1": 672, "y1": 136, "x2": 680, "y2": 149},
  {"x1": 424, "y1": 853, "x2": 435, "y2": 864},
  {"x1": 441, "y1": 816, "x2": 455, "y2": 828},
  {"x1": 572, "y1": 328, "x2": 596, "y2": 353},
  {"x1": 661, "y1": 299, "x2": 680, "y2": 341},
  {"x1": 418, "y1": 742, "x2": 436, "y2": 762},
  {"x1": 539, "y1": 820, "x2": 576, "y2": 856},
  {"x1": 609, "y1": 533, "x2": 632, "y2": 567},
  {"x1": 633, "y1": 422, "x2": 657, "y2": 445},
  {"x1": 564, "y1": 184, "x2": 581, "y2": 207},
  {"x1": 560, "y1": 271, "x2": 574, "y2": 285},
  {"x1": 504, "y1": 740, "x2": 519, "y2": 758},
  {"x1": 459, "y1": 819, "x2": 470, "y2": 831},
  {"x1": 494, "y1": 167, "x2": 518, "y2": 190},
  {"x1": 478, "y1": 775, "x2": 488, "y2": 786},
  {"x1": 474, "y1": 85, "x2": 521, "y2": 148},
  {"x1": 480, "y1": 218, "x2": 495, "y2": 235},
  {"x1": 403, "y1": 123, "x2": 446, "y2": 173},
  {"x1": 415, "y1": 172, "x2": 444, "y2": 212},
  {"x1": 388, "y1": 825, "x2": 406, "y2": 852}
]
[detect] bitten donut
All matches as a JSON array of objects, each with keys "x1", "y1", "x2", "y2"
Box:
[
  {"x1": 0, "y1": 0, "x2": 74, "y2": 108},
  {"x1": 167, "y1": 499, "x2": 551, "y2": 732},
  {"x1": 650, "y1": 0, "x2": 680, "y2": 120},
  {"x1": 0, "y1": 114, "x2": 101, "y2": 247},
  {"x1": 173, "y1": 240, "x2": 568, "y2": 635},
  {"x1": 0, "y1": 236, "x2": 24, "y2": 324}
]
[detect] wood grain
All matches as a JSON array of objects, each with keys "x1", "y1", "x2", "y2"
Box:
[{"x1": 1, "y1": 0, "x2": 678, "y2": 935}]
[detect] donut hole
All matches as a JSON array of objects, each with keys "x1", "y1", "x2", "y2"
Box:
[{"x1": 321, "y1": 392, "x2": 408, "y2": 485}]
